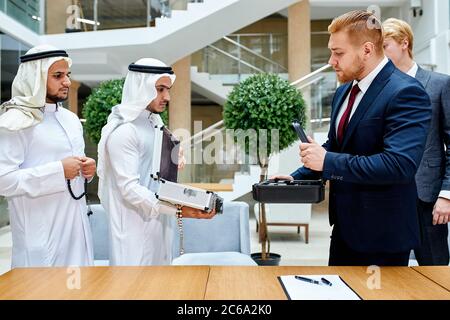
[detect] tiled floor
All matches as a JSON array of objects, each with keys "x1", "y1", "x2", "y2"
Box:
[{"x1": 0, "y1": 201, "x2": 332, "y2": 275}]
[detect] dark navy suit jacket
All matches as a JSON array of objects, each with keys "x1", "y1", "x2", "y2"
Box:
[{"x1": 291, "y1": 61, "x2": 431, "y2": 253}]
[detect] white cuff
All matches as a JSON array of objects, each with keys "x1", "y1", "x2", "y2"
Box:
[
  {"x1": 438, "y1": 190, "x2": 450, "y2": 200},
  {"x1": 152, "y1": 200, "x2": 178, "y2": 217}
]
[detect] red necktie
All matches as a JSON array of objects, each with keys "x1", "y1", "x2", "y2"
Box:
[{"x1": 337, "y1": 84, "x2": 361, "y2": 144}]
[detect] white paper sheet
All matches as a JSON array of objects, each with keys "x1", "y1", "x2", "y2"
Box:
[{"x1": 278, "y1": 275, "x2": 361, "y2": 300}]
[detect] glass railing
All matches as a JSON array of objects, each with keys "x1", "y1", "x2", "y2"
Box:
[
  {"x1": 181, "y1": 65, "x2": 336, "y2": 184},
  {"x1": 229, "y1": 33, "x2": 288, "y2": 71},
  {"x1": 178, "y1": 124, "x2": 252, "y2": 184},
  {"x1": 1, "y1": 33, "x2": 31, "y2": 103},
  {"x1": 0, "y1": 0, "x2": 41, "y2": 33},
  {"x1": 44, "y1": 0, "x2": 204, "y2": 34},
  {"x1": 155, "y1": 0, "x2": 204, "y2": 20},
  {"x1": 200, "y1": 44, "x2": 265, "y2": 85},
  {"x1": 193, "y1": 35, "x2": 288, "y2": 85},
  {"x1": 292, "y1": 64, "x2": 337, "y2": 133},
  {"x1": 419, "y1": 63, "x2": 437, "y2": 72}
]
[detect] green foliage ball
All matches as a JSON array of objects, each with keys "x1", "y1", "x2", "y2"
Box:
[{"x1": 223, "y1": 73, "x2": 306, "y2": 158}]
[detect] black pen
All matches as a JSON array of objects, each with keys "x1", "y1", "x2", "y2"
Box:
[
  {"x1": 295, "y1": 276, "x2": 321, "y2": 285},
  {"x1": 321, "y1": 277, "x2": 333, "y2": 286}
]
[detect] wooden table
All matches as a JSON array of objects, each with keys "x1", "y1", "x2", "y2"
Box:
[
  {"x1": 0, "y1": 266, "x2": 448, "y2": 300},
  {"x1": 205, "y1": 266, "x2": 450, "y2": 300},
  {"x1": 0, "y1": 266, "x2": 209, "y2": 300},
  {"x1": 412, "y1": 266, "x2": 450, "y2": 291}
]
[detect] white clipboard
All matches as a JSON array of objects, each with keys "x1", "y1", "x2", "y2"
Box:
[{"x1": 278, "y1": 275, "x2": 361, "y2": 300}]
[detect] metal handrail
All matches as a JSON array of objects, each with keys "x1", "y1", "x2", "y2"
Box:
[
  {"x1": 297, "y1": 76, "x2": 325, "y2": 90},
  {"x1": 207, "y1": 45, "x2": 265, "y2": 74},
  {"x1": 419, "y1": 63, "x2": 437, "y2": 71},
  {"x1": 187, "y1": 120, "x2": 224, "y2": 144},
  {"x1": 187, "y1": 64, "x2": 334, "y2": 147},
  {"x1": 201, "y1": 126, "x2": 226, "y2": 144},
  {"x1": 311, "y1": 118, "x2": 331, "y2": 123},
  {"x1": 222, "y1": 36, "x2": 288, "y2": 72},
  {"x1": 187, "y1": 126, "x2": 227, "y2": 153},
  {"x1": 290, "y1": 64, "x2": 333, "y2": 87},
  {"x1": 229, "y1": 32, "x2": 286, "y2": 37}
]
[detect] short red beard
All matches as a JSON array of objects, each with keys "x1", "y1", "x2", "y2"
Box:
[{"x1": 336, "y1": 57, "x2": 365, "y2": 83}]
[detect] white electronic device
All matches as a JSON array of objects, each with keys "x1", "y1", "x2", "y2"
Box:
[{"x1": 155, "y1": 179, "x2": 223, "y2": 214}]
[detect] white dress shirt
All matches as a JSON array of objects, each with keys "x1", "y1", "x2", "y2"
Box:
[
  {"x1": 335, "y1": 56, "x2": 389, "y2": 135},
  {"x1": 407, "y1": 62, "x2": 419, "y2": 78}
]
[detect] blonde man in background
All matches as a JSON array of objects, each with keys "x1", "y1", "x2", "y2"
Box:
[{"x1": 383, "y1": 18, "x2": 450, "y2": 265}]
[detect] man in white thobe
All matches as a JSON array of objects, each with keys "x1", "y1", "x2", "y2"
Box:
[
  {"x1": 97, "y1": 58, "x2": 214, "y2": 266},
  {"x1": 0, "y1": 45, "x2": 95, "y2": 268}
]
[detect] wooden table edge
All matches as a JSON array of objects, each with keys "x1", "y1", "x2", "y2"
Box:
[{"x1": 411, "y1": 267, "x2": 450, "y2": 293}]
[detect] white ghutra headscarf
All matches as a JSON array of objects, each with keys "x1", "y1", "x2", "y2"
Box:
[
  {"x1": 0, "y1": 44, "x2": 72, "y2": 131},
  {"x1": 97, "y1": 58, "x2": 176, "y2": 184}
]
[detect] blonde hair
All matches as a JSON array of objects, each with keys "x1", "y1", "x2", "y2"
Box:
[
  {"x1": 328, "y1": 10, "x2": 384, "y2": 55},
  {"x1": 382, "y1": 18, "x2": 414, "y2": 58}
]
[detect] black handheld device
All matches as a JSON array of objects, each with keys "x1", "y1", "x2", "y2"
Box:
[{"x1": 292, "y1": 120, "x2": 308, "y2": 143}]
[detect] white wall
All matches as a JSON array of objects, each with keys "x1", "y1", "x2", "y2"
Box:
[
  {"x1": 381, "y1": 6, "x2": 401, "y2": 21},
  {"x1": 399, "y1": 0, "x2": 450, "y2": 75}
]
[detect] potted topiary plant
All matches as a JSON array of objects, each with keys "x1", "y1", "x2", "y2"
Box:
[
  {"x1": 82, "y1": 78, "x2": 168, "y2": 144},
  {"x1": 223, "y1": 73, "x2": 306, "y2": 265}
]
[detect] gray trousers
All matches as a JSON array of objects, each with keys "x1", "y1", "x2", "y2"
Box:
[{"x1": 414, "y1": 199, "x2": 450, "y2": 265}]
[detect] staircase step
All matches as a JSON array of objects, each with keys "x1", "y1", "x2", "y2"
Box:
[
  {"x1": 156, "y1": 10, "x2": 189, "y2": 27},
  {"x1": 188, "y1": 0, "x2": 220, "y2": 11},
  {"x1": 169, "y1": 10, "x2": 186, "y2": 19},
  {"x1": 46, "y1": 0, "x2": 301, "y2": 85},
  {"x1": 187, "y1": 1, "x2": 207, "y2": 10}
]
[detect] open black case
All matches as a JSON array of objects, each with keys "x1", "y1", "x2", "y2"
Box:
[
  {"x1": 252, "y1": 179, "x2": 325, "y2": 203},
  {"x1": 252, "y1": 121, "x2": 325, "y2": 204}
]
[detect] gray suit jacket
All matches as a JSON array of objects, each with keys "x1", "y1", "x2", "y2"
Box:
[{"x1": 415, "y1": 67, "x2": 450, "y2": 202}]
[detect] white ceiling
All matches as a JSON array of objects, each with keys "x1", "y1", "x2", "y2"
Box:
[{"x1": 279, "y1": 0, "x2": 407, "y2": 20}]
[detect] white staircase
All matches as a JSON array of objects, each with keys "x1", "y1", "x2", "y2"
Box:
[
  {"x1": 191, "y1": 66, "x2": 233, "y2": 105},
  {"x1": 41, "y1": 0, "x2": 300, "y2": 85}
]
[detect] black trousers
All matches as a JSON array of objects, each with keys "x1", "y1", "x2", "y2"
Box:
[
  {"x1": 414, "y1": 199, "x2": 449, "y2": 266},
  {"x1": 328, "y1": 226, "x2": 410, "y2": 266}
]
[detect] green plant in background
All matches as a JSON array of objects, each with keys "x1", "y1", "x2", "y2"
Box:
[
  {"x1": 223, "y1": 73, "x2": 306, "y2": 262},
  {"x1": 82, "y1": 78, "x2": 168, "y2": 144},
  {"x1": 224, "y1": 73, "x2": 306, "y2": 169}
]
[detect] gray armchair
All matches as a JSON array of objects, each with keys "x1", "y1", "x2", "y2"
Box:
[
  {"x1": 171, "y1": 201, "x2": 257, "y2": 266},
  {"x1": 88, "y1": 202, "x2": 257, "y2": 266},
  {"x1": 88, "y1": 204, "x2": 110, "y2": 265}
]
